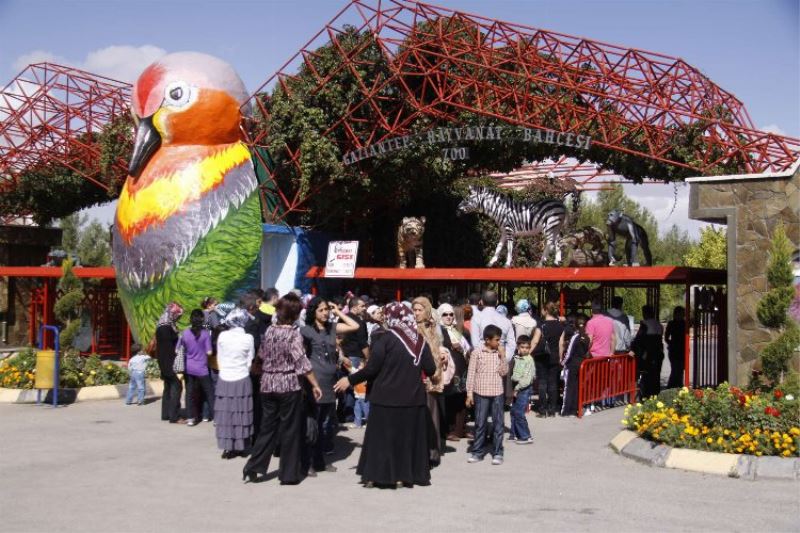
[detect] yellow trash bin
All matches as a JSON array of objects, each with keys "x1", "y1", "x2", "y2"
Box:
[{"x1": 35, "y1": 349, "x2": 56, "y2": 389}]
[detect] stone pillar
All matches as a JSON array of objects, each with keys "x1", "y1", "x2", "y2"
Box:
[{"x1": 689, "y1": 168, "x2": 800, "y2": 385}]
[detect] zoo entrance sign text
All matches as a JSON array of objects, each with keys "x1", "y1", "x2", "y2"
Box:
[{"x1": 342, "y1": 126, "x2": 592, "y2": 165}]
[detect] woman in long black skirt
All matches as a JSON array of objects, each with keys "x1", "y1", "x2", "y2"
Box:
[{"x1": 335, "y1": 302, "x2": 438, "y2": 488}]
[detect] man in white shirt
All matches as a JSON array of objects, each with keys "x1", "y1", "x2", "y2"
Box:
[
  {"x1": 511, "y1": 299, "x2": 537, "y2": 340},
  {"x1": 471, "y1": 290, "x2": 516, "y2": 362},
  {"x1": 606, "y1": 296, "x2": 632, "y2": 355}
]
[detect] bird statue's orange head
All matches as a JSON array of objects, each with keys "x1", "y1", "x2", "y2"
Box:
[{"x1": 128, "y1": 51, "x2": 251, "y2": 178}]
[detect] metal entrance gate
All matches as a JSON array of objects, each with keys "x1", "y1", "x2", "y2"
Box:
[{"x1": 692, "y1": 286, "x2": 727, "y2": 388}]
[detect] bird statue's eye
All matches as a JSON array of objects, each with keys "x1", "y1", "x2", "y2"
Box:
[{"x1": 163, "y1": 81, "x2": 192, "y2": 107}]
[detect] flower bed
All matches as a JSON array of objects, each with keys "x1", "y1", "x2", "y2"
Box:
[
  {"x1": 622, "y1": 384, "x2": 799, "y2": 457},
  {"x1": 0, "y1": 348, "x2": 131, "y2": 389}
]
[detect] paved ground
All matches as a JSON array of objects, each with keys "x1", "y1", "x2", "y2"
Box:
[{"x1": 0, "y1": 399, "x2": 797, "y2": 533}]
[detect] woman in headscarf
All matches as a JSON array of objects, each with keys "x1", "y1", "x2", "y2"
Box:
[
  {"x1": 334, "y1": 302, "x2": 438, "y2": 488},
  {"x1": 155, "y1": 302, "x2": 185, "y2": 424},
  {"x1": 412, "y1": 296, "x2": 446, "y2": 466},
  {"x1": 215, "y1": 307, "x2": 255, "y2": 459},
  {"x1": 438, "y1": 303, "x2": 471, "y2": 441}
]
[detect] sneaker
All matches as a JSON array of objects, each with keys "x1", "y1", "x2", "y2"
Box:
[
  {"x1": 491, "y1": 455, "x2": 504, "y2": 465},
  {"x1": 187, "y1": 419, "x2": 197, "y2": 427},
  {"x1": 323, "y1": 464, "x2": 338, "y2": 473},
  {"x1": 467, "y1": 454, "x2": 483, "y2": 463},
  {"x1": 202, "y1": 417, "x2": 210, "y2": 422},
  {"x1": 516, "y1": 437, "x2": 534, "y2": 445},
  {"x1": 125, "y1": 402, "x2": 133, "y2": 405}
]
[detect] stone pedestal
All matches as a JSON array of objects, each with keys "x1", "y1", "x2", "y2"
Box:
[{"x1": 689, "y1": 168, "x2": 800, "y2": 385}]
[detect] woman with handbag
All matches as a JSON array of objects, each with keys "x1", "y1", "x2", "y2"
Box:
[
  {"x1": 243, "y1": 294, "x2": 323, "y2": 485},
  {"x1": 155, "y1": 302, "x2": 185, "y2": 424}
]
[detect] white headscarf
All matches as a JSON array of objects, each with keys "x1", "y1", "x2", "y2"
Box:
[{"x1": 437, "y1": 303, "x2": 464, "y2": 344}]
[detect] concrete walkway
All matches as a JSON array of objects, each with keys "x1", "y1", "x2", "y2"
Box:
[{"x1": 0, "y1": 400, "x2": 797, "y2": 532}]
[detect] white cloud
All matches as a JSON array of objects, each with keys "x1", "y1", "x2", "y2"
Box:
[
  {"x1": 760, "y1": 124, "x2": 786, "y2": 136},
  {"x1": 12, "y1": 50, "x2": 62, "y2": 71},
  {"x1": 82, "y1": 45, "x2": 167, "y2": 83},
  {"x1": 11, "y1": 45, "x2": 167, "y2": 83}
]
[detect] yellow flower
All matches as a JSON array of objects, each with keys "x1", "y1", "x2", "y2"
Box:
[
  {"x1": 706, "y1": 437, "x2": 713, "y2": 444},
  {"x1": 790, "y1": 428, "x2": 800, "y2": 436},
  {"x1": 782, "y1": 450, "x2": 792, "y2": 457},
  {"x1": 656, "y1": 401, "x2": 664, "y2": 409}
]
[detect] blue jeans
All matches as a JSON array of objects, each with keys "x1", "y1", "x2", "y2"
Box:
[
  {"x1": 472, "y1": 394, "x2": 504, "y2": 458},
  {"x1": 354, "y1": 398, "x2": 369, "y2": 427},
  {"x1": 510, "y1": 385, "x2": 532, "y2": 440},
  {"x1": 126, "y1": 371, "x2": 146, "y2": 404}
]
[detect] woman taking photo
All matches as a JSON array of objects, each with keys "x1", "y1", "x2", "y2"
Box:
[
  {"x1": 300, "y1": 297, "x2": 359, "y2": 475},
  {"x1": 334, "y1": 303, "x2": 438, "y2": 487},
  {"x1": 155, "y1": 302, "x2": 184, "y2": 424},
  {"x1": 533, "y1": 302, "x2": 565, "y2": 418},
  {"x1": 243, "y1": 294, "x2": 322, "y2": 485},
  {"x1": 215, "y1": 307, "x2": 255, "y2": 459}
]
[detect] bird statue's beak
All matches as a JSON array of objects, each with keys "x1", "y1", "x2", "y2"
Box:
[{"x1": 128, "y1": 115, "x2": 161, "y2": 179}]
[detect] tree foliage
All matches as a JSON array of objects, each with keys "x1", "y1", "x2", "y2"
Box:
[
  {"x1": 685, "y1": 226, "x2": 727, "y2": 269},
  {"x1": 755, "y1": 225, "x2": 799, "y2": 386},
  {"x1": 59, "y1": 214, "x2": 112, "y2": 267},
  {"x1": 255, "y1": 20, "x2": 746, "y2": 240},
  {"x1": 54, "y1": 259, "x2": 85, "y2": 349}
]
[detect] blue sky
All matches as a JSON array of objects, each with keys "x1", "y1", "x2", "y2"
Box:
[{"x1": 1, "y1": 0, "x2": 797, "y2": 236}]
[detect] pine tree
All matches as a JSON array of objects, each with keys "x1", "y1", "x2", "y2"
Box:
[
  {"x1": 53, "y1": 258, "x2": 85, "y2": 349},
  {"x1": 756, "y1": 224, "x2": 799, "y2": 386}
]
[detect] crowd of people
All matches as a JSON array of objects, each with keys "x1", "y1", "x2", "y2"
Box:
[{"x1": 128, "y1": 287, "x2": 685, "y2": 488}]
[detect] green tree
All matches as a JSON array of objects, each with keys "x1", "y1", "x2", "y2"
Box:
[
  {"x1": 77, "y1": 220, "x2": 112, "y2": 267},
  {"x1": 53, "y1": 259, "x2": 85, "y2": 349},
  {"x1": 58, "y1": 214, "x2": 112, "y2": 267},
  {"x1": 59, "y1": 213, "x2": 86, "y2": 256},
  {"x1": 685, "y1": 226, "x2": 727, "y2": 269},
  {"x1": 756, "y1": 225, "x2": 799, "y2": 386}
]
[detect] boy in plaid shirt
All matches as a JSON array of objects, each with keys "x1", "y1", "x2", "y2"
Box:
[{"x1": 466, "y1": 324, "x2": 509, "y2": 465}]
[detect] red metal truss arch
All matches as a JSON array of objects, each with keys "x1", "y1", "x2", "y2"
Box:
[
  {"x1": 247, "y1": 0, "x2": 800, "y2": 221},
  {"x1": 0, "y1": 62, "x2": 131, "y2": 193}
]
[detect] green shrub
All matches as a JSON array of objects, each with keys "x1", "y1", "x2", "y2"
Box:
[{"x1": 756, "y1": 225, "x2": 799, "y2": 386}]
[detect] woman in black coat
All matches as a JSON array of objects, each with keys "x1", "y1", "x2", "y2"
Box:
[
  {"x1": 335, "y1": 302, "x2": 438, "y2": 488},
  {"x1": 155, "y1": 302, "x2": 184, "y2": 423}
]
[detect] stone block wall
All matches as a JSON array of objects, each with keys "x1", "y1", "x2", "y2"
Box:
[{"x1": 689, "y1": 168, "x2": 800, "y2": 385}]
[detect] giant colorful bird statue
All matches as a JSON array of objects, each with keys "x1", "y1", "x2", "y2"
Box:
[{"x1": 113, "y1": 52, "x2": 262, "y2": 346}]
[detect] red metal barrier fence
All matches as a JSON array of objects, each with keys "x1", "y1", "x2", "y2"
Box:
[{"x1": 577, "y1": 354, "x2": 637, "y2": 418}]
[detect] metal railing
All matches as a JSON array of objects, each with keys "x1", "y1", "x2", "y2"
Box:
[{"x1": 577, "y1": 354, "x2": 637, "y2": 418}]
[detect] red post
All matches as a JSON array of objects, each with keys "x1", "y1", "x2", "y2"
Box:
[
  {"x1": 684, "y1": 283, "x2": 691, "y2": 388},
  {"x1": 559, "y1": 285, "x2": 566, "y2": 316},
  {"x1": 124, "y1": 322, "x2": 131, "y2": 361}
]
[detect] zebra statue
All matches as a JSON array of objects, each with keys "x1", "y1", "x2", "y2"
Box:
[{"x1": 457, "y1": 186, "x2": 573, "y2": 267}]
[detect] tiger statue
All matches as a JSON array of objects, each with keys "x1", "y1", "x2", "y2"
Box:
[{"x1": 397, "y1": 216, "x2": 426, "y2": 269}]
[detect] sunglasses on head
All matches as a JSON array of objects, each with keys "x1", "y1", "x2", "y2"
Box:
[{"x1": 441, "y1": 312, "x2": 454, "y2": 317}]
